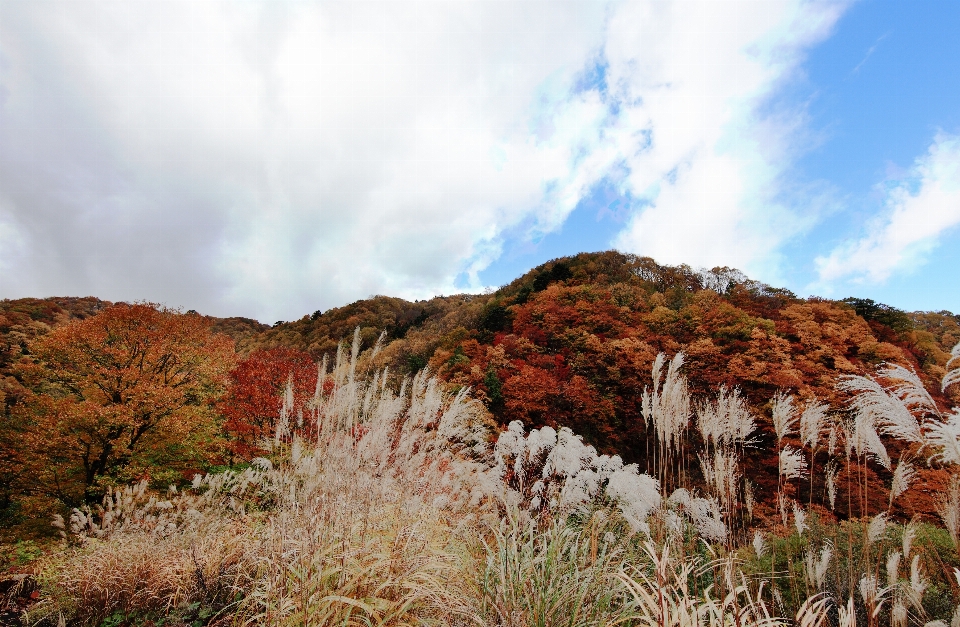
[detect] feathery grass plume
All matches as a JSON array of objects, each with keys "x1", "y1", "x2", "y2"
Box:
[
  {"x1": 699, "y1": 450, "x2": 740, "y2": 511},
  {"x1": 887, "y1": 550, "x2": 903, "y2": 587},
  {"x1": 889, "y1": 458, "x2": 916, "y2": 507},
  {"x1": 925, "y1": 410, "x2": 960, "y2": 465},
  {"x1": 801, "y1": 400, "x2": 830, "y2": 451},
  {"x1": 794, "y1": 502, "x2": 808, "y2": 535},
  {"x1": 780, "y1": 445, "x2": 808, "y2": 480},
  {"x1": 667, "y1": 488, "x2": 727, "y2": 543},
  {"x1": 804, "y1": 544, "x2": 832, "y2": 590},
  {"x1": 838, "y1": 372, "x2": 924, "y2": 445},
  {"x1": 643, "y1": 351, "x2": 691, "y2": 485},
  {"x1": 754, "y1": 531, "x2": 767, "y2": 557},
  {"x1": 943, "y1": 342, "x2": 960, "y2": 392},
  {"x1": 869, "y1": 513, "x2": 889, "y2": 544},
  {"x1": 492, "y1": 420, "x2": 661, "y2": 532},
  {"x1": 903, "y1": 520, "x2": 918, "y2": 560},
  {"x1": 744, "y1": 479, "x2": 755, "y2": 520},
  {"x1": 797, "y1": 594, "x2": 835, "y2": 627},
  {"x1": 825, "y1": 460, "x2": 839, "y2": 510},
  {"x1": 909, "y1": 554, "x2": 928, "y2": 601},
  {"x1": 772, "y1": 393, "x2": 798, "y2": 443},
  {"x1": 778, "y1": 492, "x2": 792, "y2": 527},
  {"x1": 892, "y1": 601, "x2": 909, "y2": 627},
  {"x1": 837, "y1": 597, "x2": 858, "y2": 627},
  {"x1": 274, "y1": 372, "x2": 295, "y2": 447},
  {"x1": 859, "y1": 575, "x2": 883, "y2": 618},
  {"x1": 697, "y1": 385, "x2": 756, "y2": 449},
  {"x1": 848, "y1": 400, "x2": 893, "y2": 471},
  {"x1": 936, "y1": 474, "x2": 960, "y2": 549},
  {"x1": 881, "y1": 363, "x2": 940, "y2": 415}
]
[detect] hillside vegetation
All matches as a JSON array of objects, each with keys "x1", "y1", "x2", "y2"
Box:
[{"x1": 2, "y1": 251, "x2": 960, "y2": 626}]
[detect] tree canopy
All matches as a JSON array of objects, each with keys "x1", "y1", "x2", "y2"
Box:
[{"x1": 12, "y1": 303, "x2": 235, "y2": 506}]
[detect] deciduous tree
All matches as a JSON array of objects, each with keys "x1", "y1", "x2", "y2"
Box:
[
  {"x1": 218, "y1": 347, "x2": 318, "y2": 460},
  {"x1": 17, "y1": 304, "x2": 235, "y2": 506}
]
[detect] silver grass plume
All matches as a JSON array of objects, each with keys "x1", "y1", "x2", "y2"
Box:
[
  {"x1": 828, "y1": 422, "x2": 839, "y2": 457},
  {"x1": 925, "y1": 410, "x2": 960, "y2": 465},
  {"x1": 860, "y1": 574, "x2": 879, "y2": 608},
  {"x1": 642, "y1": 352, "x2": 691, "y2": 455},
  {"x1": 842, "y1": 393, "x2": 892, "y2": 470},
  {"x1": 825, "y1": 460, "x2": 839, "y2": 510},
  {"x1": 910, "y1": 554, "x2": 928, "y2": 601},
  {"x1": 778, "y1": 492, "x2": 791, "y2": 526},
  {"x1": 878, "y1": 363, "x2": 940, "y2": 417},
  {"x1": 804, "y1": 543, "x2": 833, "y2": 590},
  {"x1": 494, "y1": 420, "x2": 661, "y2": 533},
  {"x1": 838, "y1": 372, "x2": 924, "y2": 445},
  {"x1": 936, "y1": 474, "x2": 960, "y2": 549},
  {"x1": 794, "y1": 502, "x2": 808, "y2": 535},
  {"x1": 743, "y1": 478, "x2": 755, "y2": 520},
  {"x1": 892, "y1": 602, "x2": 908, "y2": 627},
  {"x1": 772, "y1": 392, "x2": 798, "y2": 443},
  {"x1": 943, "y1": 341, "x2": 960, "y2": 392},
  {"x1": 887, "y1": 550, "x2": 902, "y2": 589},
  {"x1": 696, "y1": 385, "x2": 756, "y2": 449},
  {"x1": 801, "y1": 399, "x2": 830, "y2": 451},
  {"x1": 903, "y1": 519, "x2": 918, "y2": 560},
  {"x1": 869, "y1": 512, "x2": 889, "y2": 544},
  {"x1": 780, "y1": 445, "x2": 807, "y2": 480},
  {"x1": 274, "y1": 372, "x2": 295, "y2": 447},
  {"x1": 889, "y1": 457, "x2": 916, "y2": 507},
  {"x1": 753, "y1": 530, "x2": 767, "y2": 557},
  {"x1": 698, "y1": 449, "x2": 740, "y2": 510},
  {"x1": 666, "y1": 488, "x2": 726, "y2": 543}
]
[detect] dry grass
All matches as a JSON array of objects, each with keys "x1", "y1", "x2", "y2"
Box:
[{"x1": 23, "y1": 337, "x2": 960, "y2": 627}]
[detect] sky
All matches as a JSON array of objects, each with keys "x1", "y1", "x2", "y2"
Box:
[{"x1": 1, "y1": 0, "x2": 958, "y2": 323}]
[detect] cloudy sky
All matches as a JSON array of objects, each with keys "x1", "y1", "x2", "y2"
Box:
[{"x1": 1, "y1": 0, "x2": 958, "y2": 322}]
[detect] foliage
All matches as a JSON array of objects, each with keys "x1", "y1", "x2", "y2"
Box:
[
  {"x1": 217, "y1": 347, "x2": 317, "y2": 461},
  {"x1": 22, "y1": 328, "x2": 960, "y2": 626},
  {"x1": 10, "y1": 304, "x2": 236, "y2": 508}
]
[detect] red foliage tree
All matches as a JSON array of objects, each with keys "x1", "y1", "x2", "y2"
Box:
[{"x1": 219, "y1": 347, "x2": 318, "y2": 460}]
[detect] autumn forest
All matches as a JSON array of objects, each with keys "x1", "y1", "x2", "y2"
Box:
[{"x1": 2, "y1": 251, "x2": 960, "y2": 626}]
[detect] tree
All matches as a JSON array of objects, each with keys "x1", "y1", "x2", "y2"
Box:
[
  {"x1": 218, "y1": 347, "x2": 318, "y2": 460},
  {"x1": 17, "y1": 304, "x2": 235, "y2": 506}
]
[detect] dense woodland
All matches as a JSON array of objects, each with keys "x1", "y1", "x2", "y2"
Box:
[{"x1": 2, "y1": 252, "x2": 958, "y2": 537}]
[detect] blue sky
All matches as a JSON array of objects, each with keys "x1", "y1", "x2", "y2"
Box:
[
  {"x1": 479, "y1": 0, "x2": 960, "y2": 313},
  {"x1": 1, "y1": 1, "x2": 958, "y2": 321}
]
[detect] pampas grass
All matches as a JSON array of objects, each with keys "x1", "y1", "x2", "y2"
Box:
[{"x1": 27, "y1": 333, "x2": 960, "y2": 627}]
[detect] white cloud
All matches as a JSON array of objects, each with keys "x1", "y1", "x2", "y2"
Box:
[
  {"x1": 608, "y1": 0, "x2": 848, "y2": 279},
  {"x1": 0, "y1": 0, "x2": 849, "y2": 320},
  {"x1": 815, "y1": 132, "x2": 960, "y2": 285}
]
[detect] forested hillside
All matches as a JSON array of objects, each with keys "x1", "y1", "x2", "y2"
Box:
[
  {"x1": 2, "y1": 252, "x2": 958, "y2": 534},
  {"x1": 3, "y1": 252, "x2": 960, "y2": 624},
  {"x1": 228, "y1": 252, "x2": 960, "y2": 519}
]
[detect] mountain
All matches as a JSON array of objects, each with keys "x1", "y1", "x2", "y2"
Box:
[
  {"x1": 240, "y1": 251, "x2": 960, "y2": 520},
  {"x1": 2, "y1": 252, "x2": 958, "y2": 525}
]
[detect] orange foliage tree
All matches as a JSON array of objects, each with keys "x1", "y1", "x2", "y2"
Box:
[
  {"x1": 16, "y1": 304, "x2": 235, "y2": 506},
  {"x1": 218, "y1": 347, "x2": 318, "y2": 460}
]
